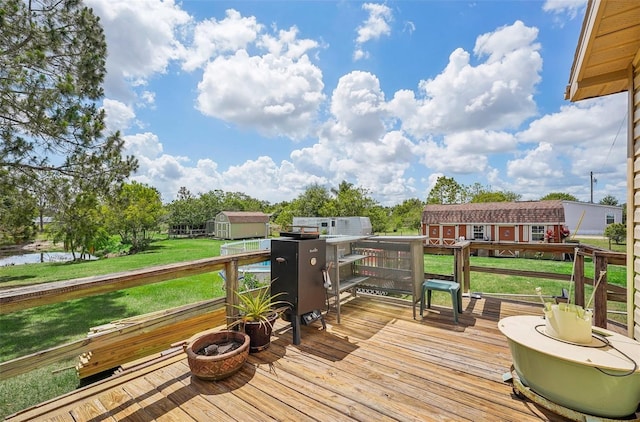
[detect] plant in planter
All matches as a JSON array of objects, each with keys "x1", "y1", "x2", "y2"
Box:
[{"x1": 228, "y1": 286, "x2": 291, "y2": 353}]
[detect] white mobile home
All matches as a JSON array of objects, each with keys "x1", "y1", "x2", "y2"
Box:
[
  {"x1": 292, "y1": 217, "x2": 372, "y2": 236},
  {"x1": 562, "y1": 201, "x2": 623, "y2": 236}
]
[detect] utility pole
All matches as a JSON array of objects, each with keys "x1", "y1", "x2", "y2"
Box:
[{"x1": 590, "y1": 171, "x2": 597, "y2": 203}]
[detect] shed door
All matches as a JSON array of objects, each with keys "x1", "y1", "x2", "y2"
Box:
[
  {"x1": 499, "y1": 226, "x2": 515, "y2": 242},
  {"x1": 442, "y1": 225, "x2": 456, "y2": 245}
]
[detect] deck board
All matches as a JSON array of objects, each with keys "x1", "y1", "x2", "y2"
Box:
[{"x1": 9, "y1": 296, "x2": 626, "y2": 422}]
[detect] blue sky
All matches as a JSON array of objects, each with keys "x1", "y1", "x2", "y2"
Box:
[{"x1": 87, "y1": 0, "x2": 628, "y2": 206}]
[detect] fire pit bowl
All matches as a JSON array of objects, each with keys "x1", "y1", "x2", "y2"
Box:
[{"x1": 184, "y1": 330, "x2": 250, "y2": 381}]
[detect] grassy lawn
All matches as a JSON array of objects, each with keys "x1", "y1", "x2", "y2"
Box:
[
  {"x1": 0, "y1": 235, "x2": 629, "y2": 419},
  {"x1": 0, "y1": 237, "x2": 223, "y2": 289}
]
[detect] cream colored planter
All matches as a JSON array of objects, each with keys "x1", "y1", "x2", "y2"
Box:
[{"x1": 544, "y1": 303, "x2": 592, "y2": 344}]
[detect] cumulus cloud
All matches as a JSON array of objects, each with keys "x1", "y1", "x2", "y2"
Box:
[
  {"x1": 102, "y1": 99, "x2": 135, "y2": 133},
  {"x1": 542, "y1": 0, "x2": 586, "y2": 19},
  {"x1": 388, "y1": 21, "x2": 541, "y2": 137},
  {"x1": 87, "y1": 0, "x2": 190, "y2": 101},
  {"x1": 329, "y1": 71, "x2": 387, "y2": 142},
  {"x1": 181, "y1": 10, "x2": 262, "y2": 71},
  {"x1": 354, "y1": 3, "x2": 393, "y2": 61},
  {"x1": 184, "y1": 15, "x2": 325, "y2": 140},
  {"x1": 196, "y1": 50, "x2": 325, "y2": 140}
]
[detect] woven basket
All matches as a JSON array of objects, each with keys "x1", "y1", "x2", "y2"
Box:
[{"x1": 185, "y1": 330, "x2": 250, "y2": 381}]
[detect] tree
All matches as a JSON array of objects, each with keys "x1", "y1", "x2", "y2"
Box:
[
  {"x1": 470, "y1": 191, "x2": 520, "y2": 203},
  {"x1": 540, "y1": 192, "x2": 578, "y2": 201},
  {"x1": 1, "y1": 0, "x2": 137, "y2": 196},
  {"x1": 104, "y1": 182, "x2": 164, "y2": 252},
  {"x1": 427, "y1": 176, "x2": 465, "y2": 204},
  {"x1": 599, "y1": 195, "x2": 619, "y2": 206},
  {"x1": 604, "y1": 223, "x2": 626, "y2": 245},
  {"x1": 0, "y1": 172, "x2": 37, "y2": 243},
  {"x1": 48, "y1": 181, "x2": 108, "y2": 259},
  {"x1": 390, "y1": 198, "x2": 423, "y2": 231},
  {"x1": 325, "y1": 181, "x2": 376, "y2": 216}
]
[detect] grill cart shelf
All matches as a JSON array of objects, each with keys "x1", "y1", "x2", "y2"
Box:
[{"x1": 326, "y1": 236, "x2": 426, "y2": 323}]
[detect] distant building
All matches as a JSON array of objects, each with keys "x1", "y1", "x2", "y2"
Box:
[
  {"x1": 211, "y1": 211, "x2": 269, "y2": 240},
  {"x1": 292, "y1": 216, "x2": 372, "y2": 236},
  {"x1": 421, "y1": 200, "x2": 622, "y2": 246},
  {"x1": 562, "y1": 201, "x2": 623, "y2": 236}
]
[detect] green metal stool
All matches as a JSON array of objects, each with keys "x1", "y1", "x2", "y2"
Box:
[{"x1": 420, "y1": 279, "x2": 462, "y2": 323}]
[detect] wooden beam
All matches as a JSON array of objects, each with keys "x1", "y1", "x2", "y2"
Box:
[{"x1": 0, "y1": 298, "x2": 225, "y2": 380}]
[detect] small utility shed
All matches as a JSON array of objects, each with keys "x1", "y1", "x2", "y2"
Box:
[
  {"x1": 422, "y1": 200, "x2": 567, "y2": 245},
  {"x1": 212, "y1": 211, "x2": 269, "y2": 240},
  {"x1": 565, "y1": 0, "x2": 640, "y2": 338}
]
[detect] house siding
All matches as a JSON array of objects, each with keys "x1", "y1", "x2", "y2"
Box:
[
  {"x1": 632, "y1": 55, "x2": 640, "y2": 340},
  {"x1": 292, "y1": 217, "x2": 372, "y2": 236},
  {"x1": 562, "y1": 201, "x2": 622, "y2": 236}
]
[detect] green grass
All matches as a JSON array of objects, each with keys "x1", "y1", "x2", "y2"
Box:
[
  {"x1": 574, "y1": 236, "x2": 626, "y2": 253},
  {"x1": 0, "y1": 237, "x2": 226, "y2": 419},
  {"x1": 0, "y1": 235, "x2": 630, "y2": 419},
  {"x1": 0, "y1": 237, "x2": 223, "y2": 289}
]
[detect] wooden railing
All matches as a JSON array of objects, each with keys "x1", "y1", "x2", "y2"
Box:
[
  {"x1": 0, "y1": 251, "x2": 270, "y2": 380},
  {"x1": 424, "y1": 241, "x2": 627, "y2": 328}
]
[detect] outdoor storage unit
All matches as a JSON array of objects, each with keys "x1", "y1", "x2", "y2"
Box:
[{"x1": 271, "y1": 237, "x2": 327, "y2": 345}]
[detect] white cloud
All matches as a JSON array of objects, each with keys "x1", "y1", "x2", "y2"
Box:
[
  {"x1": 388, "y1": 21, "x2": 542, "y2": 136},
  {"x1": 354, "y1": 3, "x2": 393, "y2": 61},
  {"x1": 87, "y1": 0, "x2": 191, "y2": 101},
  {"x1": 102, "y1": 99, "x2": 135, "y2": 133},
  {"x1": 329, "y1": 71, "x2": 387, "y2": 142},
  {"x1": 543, "y1": 0, "x2": 586, "y2": 19},
  {"x1": 182, "y1": 9, "x2": 262, "y2": 71},
  {"x1": 196, "y1": 50, "x2": 325, "y2": 140}
]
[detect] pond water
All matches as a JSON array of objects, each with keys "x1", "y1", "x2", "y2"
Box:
[{"x1": 0, "y1": 252, "x2": 97, "y2": 266}]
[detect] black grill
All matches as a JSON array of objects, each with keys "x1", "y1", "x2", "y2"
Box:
[{"x1": 271, "y1": 237, "x2": 326, "y2": 344}]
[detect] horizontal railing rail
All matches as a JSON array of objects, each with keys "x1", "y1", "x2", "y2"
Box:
[
  {"x1": 424, "y1": 241, "x2": 627, "y2": 328},
  {"x1": 0, "y1": 251, "x2": 270, "y2": 315},
  {"x1": 0, "y1": 251, "x2": 270, "y2": 381}
]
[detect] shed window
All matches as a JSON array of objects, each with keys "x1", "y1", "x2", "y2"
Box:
[
  {"x1": 321, "y1": 222, "x2": 328, "y2": 227},
  {"x1": 606, "y1": 214, "x2": 614, "y2": 224},
  {"x1": 531, "y1": 225, "x2": 545, "y2": 241},
  {"x1": 473, "y1": 225, "x2": 484, "y2": 240}
]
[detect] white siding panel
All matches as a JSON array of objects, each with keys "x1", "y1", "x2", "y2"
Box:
[{"x1": 634, "y1": 62, "x2": 640, "y2": 340}]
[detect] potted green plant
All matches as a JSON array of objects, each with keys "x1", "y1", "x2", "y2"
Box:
[{"x1": 228, "y1": 286, "x2": 291, "y2": 353}]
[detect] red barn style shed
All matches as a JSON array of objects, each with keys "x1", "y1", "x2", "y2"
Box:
[{"x1": 422, "y1": 200, "x2": 567, "y2": 246}]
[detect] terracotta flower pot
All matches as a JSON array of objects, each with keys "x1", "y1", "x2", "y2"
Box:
[{"x1": 184, "y1": 330, "x2": 250, "y2": 380}]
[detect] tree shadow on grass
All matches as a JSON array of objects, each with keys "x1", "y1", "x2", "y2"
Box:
[
  {"x1": 0, "y1": 290, "x2": 136, "y2": 361},
  {"x1": 0, "y1": 274, "x2": 36, "y2": 286}
]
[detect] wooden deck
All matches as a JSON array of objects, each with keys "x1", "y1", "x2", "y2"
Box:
[{"x1": 6, "y1": 296, "x2": 613, "y2": 421}]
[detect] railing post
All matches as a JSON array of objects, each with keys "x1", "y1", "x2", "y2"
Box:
[
  {"x1": 592, "y1": 251, "x2": 608, "y2": 328},
  {"x1": 453, "y1": 241, "x2": 471, "y2": 293},
  {"x1": 225, "y1": 258, "x2": 240, "y2": 326},
  {"x1": 573, "y1": 250, "x2": 585, "y2": 307}
]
